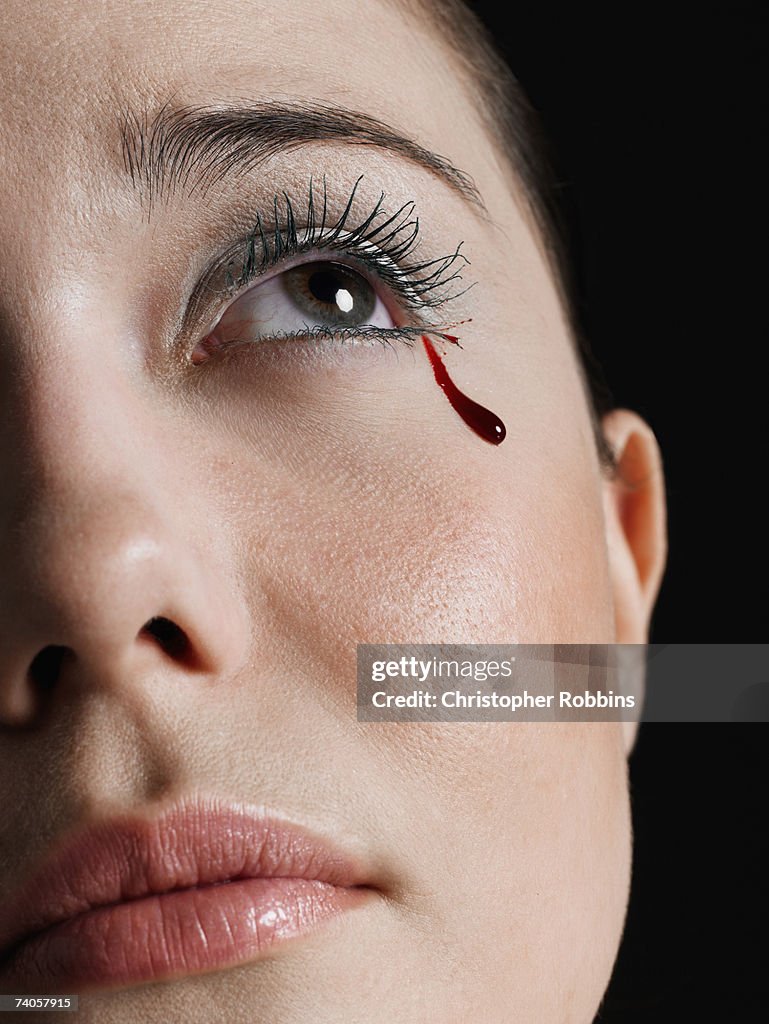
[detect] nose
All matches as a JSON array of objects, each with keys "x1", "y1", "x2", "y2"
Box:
[{"x1": 0, "y1": 333, "x2": 249, "y2": 727}]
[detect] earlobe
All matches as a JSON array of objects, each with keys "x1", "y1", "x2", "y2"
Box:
[{"x1": 601, "y1": 409, "x2": 668, "y2": 644}]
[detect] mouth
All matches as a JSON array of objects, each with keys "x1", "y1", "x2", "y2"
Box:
[{"x1": 0, "y1": 796, "x2": 375, "y2": 992}]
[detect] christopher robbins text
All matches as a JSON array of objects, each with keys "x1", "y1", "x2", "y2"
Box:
[{"x1": 369, "y1": 690, "x2": 636, "y2": 710}]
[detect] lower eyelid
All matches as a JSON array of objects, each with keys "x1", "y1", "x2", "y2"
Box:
[{"x1": 191, "y1": 321, "x2": 425, "y2": 365}]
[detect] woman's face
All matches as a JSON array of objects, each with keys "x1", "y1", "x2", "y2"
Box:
[{"x1": 0, "y1": 1, "x2": 666, "y2": 1021}]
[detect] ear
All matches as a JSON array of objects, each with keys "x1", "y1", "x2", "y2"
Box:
[
  {"x1": 601, "y1": 409, "x2": 667, "y2": 642},
  {"x1": 601, "y1": 410, "x2": 667, "y2": 752}
]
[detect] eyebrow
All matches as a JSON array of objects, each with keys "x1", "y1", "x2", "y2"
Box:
[{"x1": 119, "y1": 100, "x2": 486, "y2": 215}]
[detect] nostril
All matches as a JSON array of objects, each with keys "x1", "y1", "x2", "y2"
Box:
[
  {"x1": 28, "y1": 645, "x2": 70, "y2": 692},
  {"x1": 140, "y1": 616, "x2": 192, "y2": 662}
]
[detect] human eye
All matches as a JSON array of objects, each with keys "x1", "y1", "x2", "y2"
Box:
[
  {"x1": 189, "y1": 176, "x2": 471, "y2": 364},
  {"x1": 197, "y1": 258, "x2": 397, "y2": 359}
]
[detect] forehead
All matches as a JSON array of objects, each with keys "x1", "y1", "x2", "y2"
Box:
[{"x1": 0, "y1": 0, "x2": 498, "y2": 204}]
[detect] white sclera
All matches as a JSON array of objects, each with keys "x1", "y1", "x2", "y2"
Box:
[{"x1": 216, "y1": 261, "x2": 395, "y2": 343}]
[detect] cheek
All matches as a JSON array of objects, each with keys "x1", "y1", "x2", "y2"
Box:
[
  {"x1": 209, "y1": 387, "x2": 613, "y2": 676},
  {"x1": 229, "y1": 452, "x2": 520, "y2": 670},
  {"x1": 499, "y1": 434, "x2": 616, "y2": 642}
]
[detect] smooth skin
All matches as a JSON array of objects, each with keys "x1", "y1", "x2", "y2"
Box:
[{"x1": 0, "y1": 1, "x2": 667, "y2": 1021}]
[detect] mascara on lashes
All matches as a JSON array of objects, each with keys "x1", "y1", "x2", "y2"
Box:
[{"x1": 214, "y1": 174, "x2": 471, "y2": 312}]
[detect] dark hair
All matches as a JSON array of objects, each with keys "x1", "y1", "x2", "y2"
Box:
[{"x1": 393, "y1": 0, "x2": 617, "y2": 472}]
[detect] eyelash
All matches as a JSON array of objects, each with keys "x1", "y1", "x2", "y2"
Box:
[{"x1": 195, "y1": 175, "x2": 473, "y2": 351}]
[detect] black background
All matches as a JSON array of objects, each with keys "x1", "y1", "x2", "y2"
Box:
[{"x1": 471, "y1": 3, "x2": 767, "y2": 1020}]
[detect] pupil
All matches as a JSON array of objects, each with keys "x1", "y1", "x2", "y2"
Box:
[{"x1": 309, "y1": 270, "x2": 345, "y2": 306}]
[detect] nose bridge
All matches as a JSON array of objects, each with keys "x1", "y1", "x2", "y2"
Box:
[
  {"x1": 2, "y1": 321, "x2": 169, "y2": 628},
  {"x1": 2, "y1": 303, "x2": 159, "y2": 545},
  {"x1": 0, "y1": 304, "x2": 249, "y2": 723}
]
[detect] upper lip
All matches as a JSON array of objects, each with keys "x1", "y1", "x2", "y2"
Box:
[{"x1": 0, "y1": 795, "x2": 370, "y2": 964}]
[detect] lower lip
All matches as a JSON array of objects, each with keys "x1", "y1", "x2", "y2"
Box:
[{"x1": 1, "y1": 877, "x2": 366, "y2": 992}]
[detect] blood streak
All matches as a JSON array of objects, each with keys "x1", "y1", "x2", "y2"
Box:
[{"x1": 421, "y1": 335, "x2": 506, "y2": 445}]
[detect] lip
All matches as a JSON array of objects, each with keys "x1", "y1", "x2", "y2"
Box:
[{"x1": 0, "y1": 796, "x2": 374, "y2": 992}]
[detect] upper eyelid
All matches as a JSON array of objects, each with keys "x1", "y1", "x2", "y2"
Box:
[
  {"x1": 226, "y1": 178, "x2": 471, "y2": 301},
  {"x1": 220, "y1": 234, "x2": 424, "y2": 309}
]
